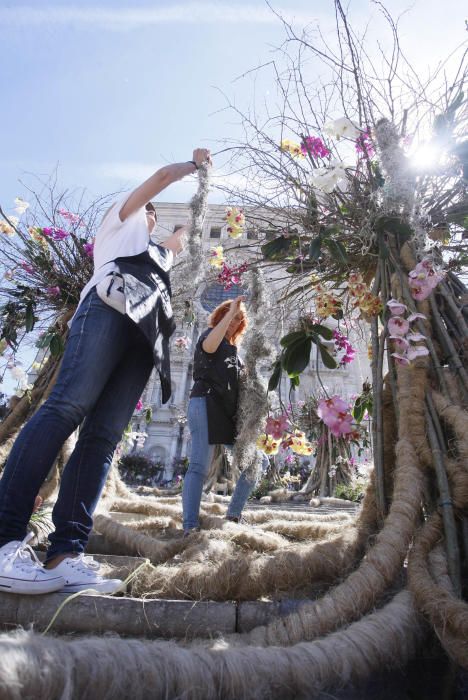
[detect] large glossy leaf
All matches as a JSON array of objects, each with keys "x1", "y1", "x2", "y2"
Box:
[
  {"x1": 353, "y1": 399, "x2": 365, "y2": 423},
  {"x1": 268, "y1": 359, "x2": 282, "y2": 392},
  {"x1": 282, "y1": 338, "x2": 312, "y2": 376},
  {"x1": 261, "y1": 235, "x2": 299, "y2": 261},
  {"x1": 25, "y1": 303, "x2": 35, "y2": 332},
  {"x1": 280, "y1": 331, "x2": 307, "y2": 347},
  {"x1": 49, "y1": 334, "x2": 64, "y2": 357},
  {"x1": 36, "y1": 332, "x2": 53, "y2": 349},
  {"x1": 317, "y1": 342, "x2": 338, "y2": 369},
  {"x1": 374, "y1": 215, "x2": 413, "y2": 242},
  {"x1": 309, "y1": 236, "x2": 322, "y2": 261},
  {"x1": 324, "y1": 239, "x2": 348, "y2": 264},
  {"x1": 286, "y1": 260, "x2": 315, "y2": 274},
  {"x1": 312, "y1": 324, "x2": 333, "y2": 340}
]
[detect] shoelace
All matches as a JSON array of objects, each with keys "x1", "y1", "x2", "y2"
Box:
[
  {"x1": 2, "y1": 532, "x2": 43, "y2": 573},
  {"x1": 69, "y1": 554, "x2": 101, "y2": 577}
]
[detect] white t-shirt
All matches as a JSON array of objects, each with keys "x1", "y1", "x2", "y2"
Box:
[{"x1": 71, "y1": 192, "x2": 153, "y2": 321}]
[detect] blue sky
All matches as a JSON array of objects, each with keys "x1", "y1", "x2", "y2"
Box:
[
  {"x1": 0, "y1": 0, "x2": 465, "y2": 394},
  {"x1": 1, "y1": 0, "x2": 466, "y2": 210}
]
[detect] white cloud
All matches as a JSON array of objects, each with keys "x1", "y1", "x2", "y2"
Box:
[{"x1": 0, "y1": 4, "x2": 321, "y2": 30}]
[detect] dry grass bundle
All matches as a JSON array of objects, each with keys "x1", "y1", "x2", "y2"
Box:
[
  {"x1": 408, "y1": 514, "x2": 468, "y2": 668},
  {"x1": 0, "y1": 590, "x2": 423, "y2": 700},
  {"x1": 242, "y1": 509, "x2": 355, "y2": 524},
  {"x1": 129, "y1": 527, "x2": 360, "y2": 601},
  {"x1": 133, "y1": 485, "x2": 182, "y2": 497},
  {"x1": 209, "y1": 524, "x2": 288, "y2": 552},
  {"x1": 257, "y1": 519, "x2": 353, "y2": 541},
  {"x1": 93, "y1": 515, "x2": 185, "y2": 565},
  {"x1": 121, "y1": 515, "x2": 179, "y2": 532},
  {"x1": 108, "y1": 497, "x2": 182, "y2": 519},
  {"x1": 244, "y1": 438, "x2": 423, "y2": 646},
  {"x1": 432, "y1": 390, "x2": 468, "y2": 464}
]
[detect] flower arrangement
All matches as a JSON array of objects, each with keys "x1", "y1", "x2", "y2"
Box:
[
  {"x1": 317, "y1": 395, "x2": 355, "y2": 438},
  {"x1": 314, "y1": 284, "x2": 342, "y2": 318},
  {"x1": 209, "y1": 245, "x2": 224, "y2": 268},
  {"x1": 300, "y1": 136, "x2": 330, "y2": 159},
  {"x1": 217, "y1": 261, "x2": 249, "y2": 290},
  {"x1": 0, "y1": 192, "x2": 110, "y2": 361},
  {"x1": 408, "y1": 258, "x2": 444, "y2": 301},
  {"x1": 259, "y1": 411, "x2": 314, "y2": 456},
  {"x1": 387, "y1": 300, "x2": 429, "y2": 365},
  {"x1": 347, "y1": 272, "x2": 382, "y2": 318},
  {"x1": 332, "y1": 328, "x2": 355, "y2": 366},
  {"x1": 280, "y1": 138, "x2": 305, "y2": 158},
  {"x1": 225, "y1": 207, "x2": 245, "y2": 238}
]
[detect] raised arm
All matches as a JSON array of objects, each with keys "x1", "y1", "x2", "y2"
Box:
[
  {"x1": 202, "y1": 297, "x2": 245, "y2": 354},
  {"x1": 119, "y1": 148, "x2": 211, "y2": 222}
]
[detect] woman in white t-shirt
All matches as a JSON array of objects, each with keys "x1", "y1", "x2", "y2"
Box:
[{"x1": 0, "y1": 148, "x2": 211, "y2": 596}]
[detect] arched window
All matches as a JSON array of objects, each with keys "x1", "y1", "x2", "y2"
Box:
[{"x1": 199, "y1": 282, "x2": 249, "y2": 313}]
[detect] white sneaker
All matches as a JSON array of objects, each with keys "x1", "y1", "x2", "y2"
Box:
[
  {"x1": 49, "y1": 554, "x2": 124, "y2": 594},
  {"x1": 0, "y1": 533, "x2": 65, "y2": 595}
]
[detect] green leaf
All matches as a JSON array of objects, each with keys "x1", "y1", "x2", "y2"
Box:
[
  {"x1": 324, "y1": 239, "x2": 348, "y2": 264},
  {"x1": 317, "y1": 342, "x2": 337, "y2": 369},
  {"x1": 49, "y1": 334, "x2": 64, "y2": 357},
  {"x1": 268, "y1": 359, "x2": 282, "y2": 392},
  {"x1": 36, "y1": 332, "x2": 53, "y2": 349},
  {"x1": 352, "y1": 400, "x2": 365, "y2": 423},
  {"x1": 309, "y1": 236, "x2": 322, "y2": 261},
  {"x1": 25, "y1": 304, "x2": 35, "y2": 332},
  {"x1": 331, "y1": 309, "x2": 344, "y2": 320},
  {"x1": 261, "y1": 235, "x2": 299, "y2": 261},
  {"x1": 280, "y1": 331, "x2": 307, "y2": 347},
  {"x1": 289, "y1": 375, "x2": 300, "y2": 390},
  {"x1": 145, "y1": 407, "x2": 153, "y2": 424},
  {"x1": 375, "y1": 215, "x2": 413, "y2": 242},
  {"x1": 282, "y1": 338, "x2": 312, "y2": 376},
  {"x1": 312, "y1": 324, "x2": 333, "y2": 341}
]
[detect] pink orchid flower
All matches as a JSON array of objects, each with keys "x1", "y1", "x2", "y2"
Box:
[
  {"x1": 389, "y1": 335, "x2": 410, "y2": 352},
  {"x1": 409, "y1": 278, "x2": 432, "y2": 301},
  {"x1": 407, "y1": 313, "x2": 426, "y2": 323},
  {"x1": 406, "y1": 346, "x2": 429, "y2": 361},
  {"x1": 265, "y1": 414, "x2": 290, "y2": 440},
  {"x1": 317, "y1": 396, "x2": 354, "y2": 437},
  {"x1": 387, "y1": 317, "x2": 410, "y2": 336},
  {"x1": 391, "y1": 353, "x2": 410, "y2": 366},
  {"x1": 386, "y1": 299, "x2": 407, "y2": 316},
  {"x1": 83, "y1": 241, "x2": 94, "y2": 257},
  {"x1": 406, "y1": 332, "x2": 426, "y2": 342}
]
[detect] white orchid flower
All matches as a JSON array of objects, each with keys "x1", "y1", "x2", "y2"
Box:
[
  {"x1": 14, "y1": 197, "x2": 30, "y2": 216},
  {"x1": 323, "y1": 117, "x2": 360, "y2": 140}
]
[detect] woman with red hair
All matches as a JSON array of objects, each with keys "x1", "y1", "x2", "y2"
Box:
[{"x1": 182, "y1": 295, "x2": 266, "y2": 534}]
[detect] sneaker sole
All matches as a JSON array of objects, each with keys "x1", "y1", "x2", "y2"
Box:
[
  {"x1": 0, "y1": 575, "x2": 65, "y2": 595},
  {"x1": 62, "y1": 581, "x2": 125, "y2": 595}
]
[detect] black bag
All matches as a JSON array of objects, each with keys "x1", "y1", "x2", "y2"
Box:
[{"x1": 206, "y1": 390, "x2": 237, "y2": 445}]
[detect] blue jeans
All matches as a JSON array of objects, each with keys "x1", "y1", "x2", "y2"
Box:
[
  {"x1": 182, "y1": 396, "x2": 268, "y2": 530},
  {"x1": 0, "y1": 289, "x2": 154, "y2": 559}
]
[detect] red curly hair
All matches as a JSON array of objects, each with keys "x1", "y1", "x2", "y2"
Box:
[{"x1": 208, "y1": 300, "x2": 248, "y2": 346}]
